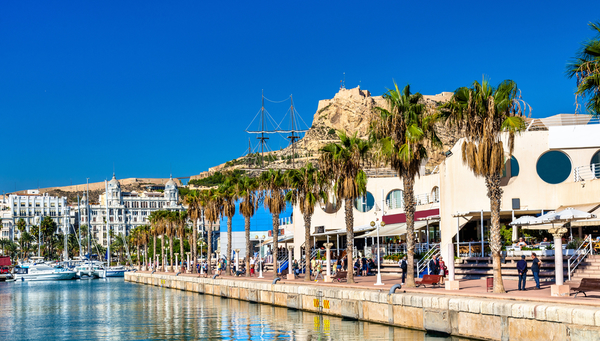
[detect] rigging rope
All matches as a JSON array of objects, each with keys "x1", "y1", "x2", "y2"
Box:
[{"x1": 263, "y1": 95, "x2": 291, "y2": 104}]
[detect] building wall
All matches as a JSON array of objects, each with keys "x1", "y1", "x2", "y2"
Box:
[
  {"x1": 8, "y1": 194, "x2": 68, "y2": 239},
  {"x1": 439, "y1": 127, "x2": 600, "y2": 257}
]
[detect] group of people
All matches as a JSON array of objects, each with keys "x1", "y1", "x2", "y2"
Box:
[
  {"x1": 516, "y1": 253, "x2": 542, "y2": 290},
  {"x1": 396, "y1": 254, "x2": 447, "y2": 285}
]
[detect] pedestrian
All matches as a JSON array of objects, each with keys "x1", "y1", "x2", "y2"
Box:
[
  {"x1": 398, "y1": 256, "x2": 407, "y2": 284},
  {"x1": 250, "y1": 257, "x2": 255, "y2": 277},
  {"x1": 429, "y1": 255, "x2": 440, "y2": 275},
  {"x1": 438, "y1": 256, "x2": 447, "y2": 277},
  {"x1": 517, "y1": 255, "x2": 528, "y2": 291},
  {"x1": 310, "y1": 257, "x2": 317, "y2": 279},
  {"x1": 314, "y1": 260, "x2": 322, "y2": 282},
  {"x1": 531, "y1": 253, "x2": 541, "y2": 290}
]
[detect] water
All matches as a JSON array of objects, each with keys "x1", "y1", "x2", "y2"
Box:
[{"x1": 0, "y1": 279, "x2": 462, "y2": 340}]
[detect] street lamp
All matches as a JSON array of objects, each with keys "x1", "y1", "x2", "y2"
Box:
[
  {"x1": 370, "y1": 219, "x2": 386, "y2": 286},
  {"x1": 255, "y1": 235, "x2": 265, "y2": 278}
]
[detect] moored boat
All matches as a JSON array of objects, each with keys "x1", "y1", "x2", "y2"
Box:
[{"x1": 14, "y1": 265, "x2": 76, "y2": 281}]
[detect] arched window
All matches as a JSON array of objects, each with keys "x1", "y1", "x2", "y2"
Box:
[
  {"x1": 431, "y1": 187, "x2": 440, "y2": 203},
  {"x1": 386, "y1": 189, "x2": 404, "y2": 209},
  {"x1": 591, "y1": 150, "x2": 600, "y2": 179}
]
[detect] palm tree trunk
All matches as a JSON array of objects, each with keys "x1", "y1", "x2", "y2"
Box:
[
  {"x1": 153, "y1": 235, "x2": 156, "y2": 269},
  {"x1": 486, "y1": 174, "x2": 506, "y2": 293},
  {"x1": 403, "y1": 176, "x2": 416, "y2": 288},
  {"x1": 144, "y1": 243, "x2": 148, "y2": 271},
  {"x1": 169, "y1": 236, "x2": 174, "y2": 272},
  {"x1": 192, "y1": 219, "x2": 198, "y2": 273},
  {"x1": 179, "y1": 233, "x2": 184, "y2": 273},
  {"x1": 137, "y1": 244, "x2": 141, "y2": 270},
  {"x1": 345, "y1": 199, "x2": 355, "y2": 284},
  {"x1": 161, "y1": 234, "x2": 165, "y2": 271},
  {"x1": 272, "y1": 213, "x2": 279, "y2": 279},
  {"x1": 245, "y1": 216, "x2": 251, "y2": 277},
  {"x1": 227, "y1": 217, "x2": 232, "y2": 276},
  {"x1": 304, "y1": 213, "x2": 312, "y2": 282},
  {"x1": 207, "y1": 222, "x2": 213, "y2": 276}
]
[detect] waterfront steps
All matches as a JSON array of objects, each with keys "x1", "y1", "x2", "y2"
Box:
[
  {"x1": 126, "y1": 271, "x2": 600, "y2": 341},
  {"x1": 572, "y1": 255, "x2": 600, "y2": 280},
  {"x1": 455, "y1": 256, "x2": 568, "y2": 281}
]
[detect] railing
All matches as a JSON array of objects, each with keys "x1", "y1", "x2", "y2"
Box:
[
  {"x1": 299, "y1": 249, "x2": 319, "y2": 274},
  {"x1": 455, "y1": 241, "x2": 489, "y2": 257},
  {"x1": 417, "y1": 243, "x2": 440, "y2": 275},
  {"x1": 568, "y1": 235, "x2": 594, "y2": 281},
  {"x1": 574, "y1": 163, "x2": 600, "y2": 182}
]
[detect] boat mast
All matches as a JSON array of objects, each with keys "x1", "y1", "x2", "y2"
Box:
[
  {"x1": 105, "y1": 180, "x2": 110, "y2": 267},
  {"x1": 257, "y1": 90, "x2": 269, "y2": 168},
  {"x1": 287, "y1": 95, "x2": 299, "y2": 168},
  {"x1": 77, "y1": 193, "x2": 82, "y2": 259},
  {"x1": 86, "y1": 178, "x2": 90, "y2": 258}
]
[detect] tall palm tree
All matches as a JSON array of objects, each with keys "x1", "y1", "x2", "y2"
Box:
[
  {"x1": 140, "y1": 224, "x2": 150, "y2": 270},
  {"x1": 148, "y1": 210, "x2": 163, "y2": 270},
  {"x1": 319, "y1": 131, "x2": 370, "y2": 284},
  {"x1": 285, "y1": 163, "x2": 328, "y2": 282},
  {"x1": 219, "y1": 174, "x2": 239, "y2": 276},
  {"x1": 441, "y1": 78, "x2": 528, "y2": 293},
  {"x1": 201, "y1": 188, "x2": 222, "y2": 276},
  {"x1": 235, "y1": 175, "x2": 260, "y2": 278},
  {"x1": 259, "y1": 169, "x2": 288, "y2": 278},
  {"x1": 184, "y1": 191, "x2": 202, "y2": 273},
  {"x1": 165, "y1": 211, "x2": 177, "y2": 272},
  {"x1": 567, "y1": 21, "x2": 600, "y2": 116},
  {"x1": 370, "y1": 82, "x2": 441, "y2": 288},
  {"x1": 176, "y1": 210, "x2": 188, "y2": 272}
]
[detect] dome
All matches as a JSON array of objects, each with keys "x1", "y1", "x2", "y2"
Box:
[
  {"x1": 108, "y1": 174, "x2": 120, "y2": 188},
  {"x1": 165, "y1": 176, "x2": 177, "y2": 189}
]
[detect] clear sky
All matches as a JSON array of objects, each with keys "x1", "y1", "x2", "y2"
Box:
[{"x1": 2, "y1": 1, "x2": 600, "y2": 193}]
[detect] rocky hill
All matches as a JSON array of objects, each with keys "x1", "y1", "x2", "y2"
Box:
[{"x1": 208, "y1": 86, "x2": 461, "y2": 175}]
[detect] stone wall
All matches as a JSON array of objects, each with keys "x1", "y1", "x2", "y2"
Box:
[{"x1": 126, "y1": 272, "x2": 600, "y2": 341}]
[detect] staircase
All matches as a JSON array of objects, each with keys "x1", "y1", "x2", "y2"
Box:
[{"x1": 571, "y1": 254, "x2": 600, "y2": 280}]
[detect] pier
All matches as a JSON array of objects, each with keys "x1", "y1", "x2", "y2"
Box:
[{"x1": 126, "y1": 271, "x2": 600, "y2": 340}]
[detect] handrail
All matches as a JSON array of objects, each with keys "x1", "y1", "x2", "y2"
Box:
[
  {"x1": 417, "y1": 243, "x2": 440, "y2": 275},
  {"x1": 568, "y1": 235, "x2": 594, "y2": 281},
  {"x1": 574, "y1": 163, "x2": 600, "y2": 182}
]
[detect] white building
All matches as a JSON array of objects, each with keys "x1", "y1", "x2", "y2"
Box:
[
  {"x1": 8, "y1": 192, "x2": 69, "y2": 239},
  {"x1": 77, "y1": 174, "x2": 183, "y2": 246}
]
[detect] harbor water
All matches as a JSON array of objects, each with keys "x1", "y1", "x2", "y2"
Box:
[{"x1": 0, "y1": 278, "x2": 465, "y2": 340}]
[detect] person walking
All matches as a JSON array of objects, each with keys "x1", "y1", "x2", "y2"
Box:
[
  {"x1": 399, "y1": 256, "x2": 407, "y2": 284},
  {"x1": 249, "y1": 257, "x2": 255, "y2": 277},
  {"x1": 517, "y1": 255, "x2": 528, "y2": 291},
  {"x1": 310, "y1": 257, "x2": 316, "y2": 279},
  {"x1": 531, "y1": 253, "x2": 542, "y2": 290}
]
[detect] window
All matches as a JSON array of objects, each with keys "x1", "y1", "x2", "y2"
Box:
[
  {"x1": 354, "y1": 191, "x2": 375, "y2": 213},
  {"x1": 591, "y1": 150, "x2": 600, "y2": 179},
  {"x1": 431, "y1": 187, "x2": 440, "y2": 203},
  {"x1": 320, "y1": 195, "x2": 341, "y2": 214},
  {"x1": 536, "y1": 151, "x2": 572, "y2": 184},
  {"x1": 386, "y1": 190, "x2": 404, "y2": 209}
]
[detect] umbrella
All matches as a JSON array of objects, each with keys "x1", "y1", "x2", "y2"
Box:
[
  {"x1": 538, "y1": 208, "x2": 597, "y2": 240},
  {"x1": 508, "y1": 215, "x2": 540, "y2": 226}
]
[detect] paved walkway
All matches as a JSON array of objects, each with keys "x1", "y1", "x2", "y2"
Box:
[{"x1": 140, "y1": 269, "x2": 600, "y2": 307}]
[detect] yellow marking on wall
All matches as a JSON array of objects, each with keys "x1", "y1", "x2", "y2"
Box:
[
  {"x1": 323, "y1": 300, "x2": 330, "y2": 309},
  {"x1": 314, "y1": 298, "x2": 320, "y2": 308}
]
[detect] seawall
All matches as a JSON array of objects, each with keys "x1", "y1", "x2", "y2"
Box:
[{"x1": 126, "y1": 272, "x2": 600, "y2": 341}]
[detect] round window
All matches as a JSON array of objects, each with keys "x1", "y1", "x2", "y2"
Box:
[
  {"x1": 591, "y1": 150, "x2": 600, "y2": 179},
  {"x1": 354, "y1": 191, "x2": 375, "y2": 213},
  {"x1": 502, "y1": 156, "x2": 520, "y2": 178},
  {"x1": 320, "y1": 196, "x2": 341, "y2": 214},
  {"x1": 536, "y1": 151, "x2": 571, "y2": 184},
  {"x1": 386, "y1": 189, "x2": 404, "y2": 209}
]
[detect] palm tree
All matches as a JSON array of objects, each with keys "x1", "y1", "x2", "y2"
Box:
[
  {"x1": 235, "y1": 175, "x2": 260, "y2": 278},
  {"x1": 319, "y1": 131, "x2": 370, "y2": 284},
  {"x1": 219, "y1": 175, "x2": 239, "y2": 276},
  {"x1": 184, "y1": 191, "x2": 202, "y2": 273},
  {"x1": 259, "y1": 169, "x2": 288, "y2": 278},
  {"x1": 140, "y1": 224, "x2": 150, "y2": 270},
  {"x1": 370, "y1": 82, "x2": 441, "y2": 288},
  {"x1": 201, "y1": 188, "x2": 222, "y2": 276},
  {"x1": 285, "y1": 163, "x2": 328, "y2": 282},
  {"x1": 441, "y1": 78, "x2": 528, "y2": 293},
  {"x1": 567, "y1": 21, "x2": 600, "y2": 116},
  {"x1": 165, "y1": 211, "x2": 177, "y2": 272},
  {"x1": 176, "y1": 211, "x2": 188, "y2": 272},
  {"x1": 148, "y1": 211, "x2": 162, "y2": 270}
]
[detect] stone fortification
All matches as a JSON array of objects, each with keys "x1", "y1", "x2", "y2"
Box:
[{"x1": 127, "y1": 272, "x2": 600, "y2": 341}]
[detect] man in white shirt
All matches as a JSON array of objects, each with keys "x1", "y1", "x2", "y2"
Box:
[{"x1": 250, "y1": 257, "x2": 255, "y2": 277}]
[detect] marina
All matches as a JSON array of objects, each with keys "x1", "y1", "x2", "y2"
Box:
[{"x1": 0, "y1": 277, "x2": 459, "y2": 340}]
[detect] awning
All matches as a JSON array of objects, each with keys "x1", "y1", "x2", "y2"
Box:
[
  {"x1": 555, "y1": 203, "x2": 600, "y2": 213},
  {"x1": 383, "y1": 208, "x2": 439, "y2": 224},
  {"x1": 312, "y1": 224, "x2": 374, "y2": 237},
  {"x1": 360, "y1": 219, "x2": 437, "y2": 238},
  {"x1": 262, "y1": 235, "x2": 293, "y2": 246},
  {"x1": 572, "y1": 205, "x2": 600, "y2": 226}
]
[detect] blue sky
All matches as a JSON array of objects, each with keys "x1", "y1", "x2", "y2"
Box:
[{"x1": 2, "y1": 1, "x2": 600, "y2": 194}]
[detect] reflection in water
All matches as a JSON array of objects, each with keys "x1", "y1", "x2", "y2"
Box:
[{"x1": 0, "y1": 279, "x2": 465, "y2": 340}]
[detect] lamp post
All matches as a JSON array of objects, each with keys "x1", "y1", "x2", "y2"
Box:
[
  {"x1": 370, "y1": 219, "x2": 385, "y2": 286},
  {"x1": 256, "y1": 235, "x2": 265, "y2": 278}
]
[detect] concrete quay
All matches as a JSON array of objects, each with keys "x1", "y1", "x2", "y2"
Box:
[{"x1": 126, "y1": 272, "x2": 600, "y2": 341}]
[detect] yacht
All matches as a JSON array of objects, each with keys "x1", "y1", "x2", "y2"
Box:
[
  {"x1": 14, "y1": 265, "x2": 76, "y2": 281},
  {"x1": 74, "y1": 263, "x2": 95, "y2": 279},
  {"x1": 106, "y1": 265, "x2": 130, "y2": 277}
]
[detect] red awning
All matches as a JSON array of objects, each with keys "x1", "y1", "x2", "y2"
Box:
[
  {"x1": 383, "y1": 208, "x2": 440, "y2": 225},
  {"x1": 0, "y1": 256, "x2": 11, "y2": 266}
]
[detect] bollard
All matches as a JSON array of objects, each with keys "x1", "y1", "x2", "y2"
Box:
[
  {"x1": 151, "y1": 270, "x2": 156, "y2": 275},
  {"x1": 176, "y1": 272, "x2": 181, "y2": 276},
  {"x1": 272, "y1": 277, "x2": 281, "y2": 285},
  {"x1": 212, "y1": 274, "x2": 219, "y2": 279},
  {"x1": 389, "y1": 284, "x2": 402, "y2": 294}
]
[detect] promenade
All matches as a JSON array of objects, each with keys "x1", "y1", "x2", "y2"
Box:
[{"x1": 128, "y1": 270, "x2": 600, "y2": 341}]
